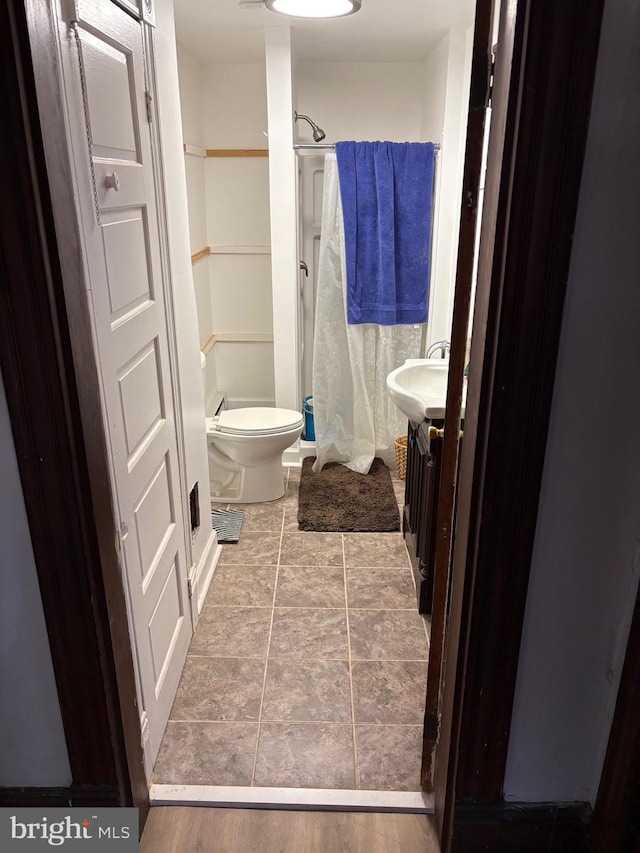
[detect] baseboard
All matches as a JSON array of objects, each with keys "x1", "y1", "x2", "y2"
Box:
[
  {"x1": 299, "y1": 439, "x2": 316, "y2": 459},
  {"x1": 451, "y1": 802, "x2": 598, "y2": 853},
  {"x1": 0, "y1": 786, "x2": 120, "y2": 807},
  {"x1": 225, "y1": 397, "x2": 276, "y2": 410},
  {"x1": 190, "y1": 529, "x2": 222, "y2": 618}
]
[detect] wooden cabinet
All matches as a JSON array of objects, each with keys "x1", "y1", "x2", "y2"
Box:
[{"x1": 402, "y1": 419, "x2": 443, "y2": 614}]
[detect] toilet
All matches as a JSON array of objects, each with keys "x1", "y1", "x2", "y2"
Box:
[
  {"x1": 201, "y1": 352, "x2": 303, "y2": 502},
  {"x1": 206, "y1": 408, "x2": 304, "y2": 503}
]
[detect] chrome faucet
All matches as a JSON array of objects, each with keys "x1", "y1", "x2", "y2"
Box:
[{"x1": 426, "y1": 340, "x2": 451, "y2": 359}]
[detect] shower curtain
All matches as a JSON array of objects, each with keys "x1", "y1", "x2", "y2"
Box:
[{"x1": 312, "y1": 154, "x2": 423, "y2": 475}]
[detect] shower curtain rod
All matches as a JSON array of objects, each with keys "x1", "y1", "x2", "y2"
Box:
[{"x1": 293, "y1": 142, "x2": 441, "y2": 151}]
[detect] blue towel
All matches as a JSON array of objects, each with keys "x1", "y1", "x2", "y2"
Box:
[{"x1": 335, "y1": 141, "x2": 435, "y2": 325}]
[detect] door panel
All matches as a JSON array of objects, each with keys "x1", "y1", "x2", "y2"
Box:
[
  {"x1": 81, "y1": 30, "x2": 138, "y2": 161},
  {"x1": 62, "y1": 0, "x2": 192, "y2": 769},
  {"x1": 103, "y1": 211, "x2": 154, "y2": 317}
]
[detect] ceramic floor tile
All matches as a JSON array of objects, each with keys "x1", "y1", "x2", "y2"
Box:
[
  {"x1": 286, "y1": 467, "x2": 301, "y2": 487},
  {"x1": 231, "y1": 502, "x2": 285, "y2": 534},
  {"x1": 343, "y1": 533, "x2": 410, "y2": 568},
  {"x1": 153, "y1": 721, "x2": 257, "y2": 786},
  {"x1": 355, "y1": 725, "x2": 422, "y2": 791},
  {"x1": 393, "y1": 481, "x2": 406, "y2": 505},
  {"x1": 261, "y1": 659, "x2": 352, "y2": 722},
  {"x1": 253, "y1": 723, "x2": 355, "y2": 789},
  {"x1": 280, "y1": 531, "x2": 344, "y2": 567},
  {"x1": 283, "y1": 473, "x2": 300, "y2": 505},
  {"x1": 218, "y1": 532, "x2": 281, "y2": 566},
  {"x1": 170, "y1": 657, "x2": 266, "y2": 721},
  {"x1": 269, "y1": 608, "x2": 348, "y2": 660},
  {"x1": 348, "y1": 609, "x2": 429, "y2": 660},
  {"x1": 346, "y1": 567, "x2": 416, "y2": 609},
  {"x1": 282, "y1": 504, "x2": 300, "y2": 531},
  {"x1": 281, "y1": 489, "x2": 299, "y2": 511},
  {"x1": 206, "y1": 564, "x2": 277, "y2": 608},
  {"x1": 189, "y1": 606, "x2": 272, "y2": 659},
  {"x1": 275, "y1": 565, "x2": 346, "y2": 608},
  {"x1": 351, "y1": 660, "x2": 428, "y2": 724},
  {"x1": 162, "y1": 480, "x2": 432, "y2": 793}
]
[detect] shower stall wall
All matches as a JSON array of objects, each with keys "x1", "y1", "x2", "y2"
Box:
[{"x1": 297, "y1": 151, "x2": 325, "y2": 402}]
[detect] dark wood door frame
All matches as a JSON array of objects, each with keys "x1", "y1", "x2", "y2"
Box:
[
  {"x1": 421, "y1": 0, "x2": 494, "y2": 786},
  {"x1": 0, "y1": 0, "x2": 147, "y2": 819},
  {"x1": 432, "y1": 0, "x2": 640, "y2": 850},
  {"x1": 450, "y1": 0, "x2": 606, "y2": 801},
  {"x1": 592, "y1": 581, "x2": 640, "y2": 853}
]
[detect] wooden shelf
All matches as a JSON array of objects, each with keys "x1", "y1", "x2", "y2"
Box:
[
  {"x1": 205, "y1": 149, "x2": 269, "y2": 158},
  {"x1": 183, "y1": 144, "x2": 268, "y2": 158},
  {"x1": 192, "y1": 246, "x2": 271, "y2": 263},
  {"x1": 190, "y1": 246, "x2": 210, "y2": 264}
]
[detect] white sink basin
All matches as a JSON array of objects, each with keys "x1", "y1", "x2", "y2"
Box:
[{"x1": 386, "y1": 358, "x2": 467, "y2": 423}]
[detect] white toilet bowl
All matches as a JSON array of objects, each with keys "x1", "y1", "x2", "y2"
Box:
[{"x1": 206, "y1": 407, "x2": 304, "y2": 503}]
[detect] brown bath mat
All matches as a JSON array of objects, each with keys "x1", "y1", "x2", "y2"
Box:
[{"x1": 297, "y1": 457, "x2": 400, "y2": 532}]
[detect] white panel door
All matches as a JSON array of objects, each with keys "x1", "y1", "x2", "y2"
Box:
[{"x1": 61, "y1": 0, "x2": 191, "y2": 769}]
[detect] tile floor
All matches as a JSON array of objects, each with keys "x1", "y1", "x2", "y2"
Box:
[{"x1": 153, "y1": 465, "x2": 430, "y2": 791}]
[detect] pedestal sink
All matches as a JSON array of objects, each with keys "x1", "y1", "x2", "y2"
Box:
[{"x1": 386, "y1": 358, "x2": 467, "y2": 423}]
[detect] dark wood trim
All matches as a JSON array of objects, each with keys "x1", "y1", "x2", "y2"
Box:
[
  {"x1": 456, "y1": 0, "x2": 605, "y2": 801},
  {"x1": 2, "y1": 0, "x2": 147, "y2": 821},
  {"x1": 420, "y1": 0, "x2": 494, "y2": 788},
  {"x1": 434, "y1": 0, "x2": 520, "y2": 832},
  {"x1": 592, "y1": 582, "x2": 640, "y2": 853},
  {"x1": 0, "y1": 787, "x2": 120, "y2": 808},
  {"x1": 437, "y1": 0, "x2": 606, "y2": 844},
  {"x1": 451, "y1": 803, "x2": 597, "y2": 853}
]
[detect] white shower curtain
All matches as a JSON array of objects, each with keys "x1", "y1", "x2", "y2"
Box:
[{"x1": 312, "y1": 154, "x2": 424, "y2": 474}]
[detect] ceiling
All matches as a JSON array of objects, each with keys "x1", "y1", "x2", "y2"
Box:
[{"x1": 173, "y1": 0, "x2": 476, "y2": 64}]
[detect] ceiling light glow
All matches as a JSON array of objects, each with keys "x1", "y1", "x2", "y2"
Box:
[{"x1": 265, "y1": 0, "x2": 361, "y2": 19}]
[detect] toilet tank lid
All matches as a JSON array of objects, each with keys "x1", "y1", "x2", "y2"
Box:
[{"x1": 216, "y1": 407, "x2": 304, "y2": 435}]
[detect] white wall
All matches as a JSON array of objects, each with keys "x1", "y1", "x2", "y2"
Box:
[
  {"x1": 504, "y1": 0, "x2": 640, "y2": 804},
  {"x1": 200, "y1": 62, "x2": 275, "y2": 409},
  {"x1": 176, "y1": 31, "x2": 473, "y2": 416},
  {"x1": 295, "y1": 61, "x2": 425, "y2": 143},
  {"x1": 266, "y1": 27, "x2": 299, "y2": 415},
  {"x1": 203, "y1": 63, "x2": 268, "y2": 148},
  {"x1": 0, "y1": 373, "x2": 71, "y2": 787},
  {"x1": 426, "y1": 28, "x2": 473, "y2": 346},
  {"x1": 155, "y1": 0, "x2": 216, "y2": 581},
  {"x1": 420, "y1": 34, "x2": 449, "y2": 143},
  {"x1": 177, "y1": 44, "x2": 216, "y2": 410},
  {"x1": 177, "y1": 44, "x2": 205, "y2": 150}
]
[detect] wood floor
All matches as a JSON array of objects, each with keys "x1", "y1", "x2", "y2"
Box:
[{"x1": 140, "y1": 807, "x2": 440, "y2": 853}]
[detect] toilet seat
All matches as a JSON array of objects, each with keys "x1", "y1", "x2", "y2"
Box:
[{"x1": 209, "y1": 407, "x2": 304, "y2": 437}]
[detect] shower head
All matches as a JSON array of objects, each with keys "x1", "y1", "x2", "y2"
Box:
[{"x1": 294, "y1": 111, "x2": 326, "y2": 143}]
